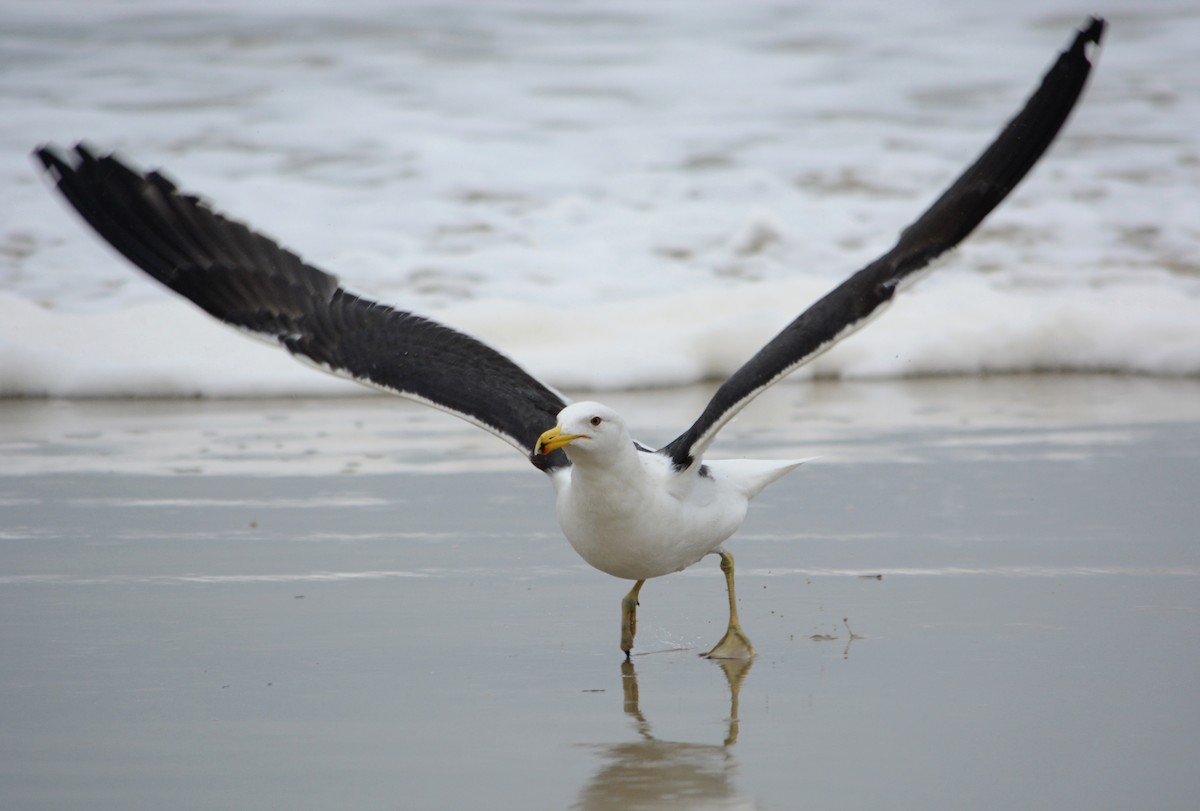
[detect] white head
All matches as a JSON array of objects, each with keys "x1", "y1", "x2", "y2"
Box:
[{"x1": 535, "y1": 401, "x2": 630, "y2": 460}]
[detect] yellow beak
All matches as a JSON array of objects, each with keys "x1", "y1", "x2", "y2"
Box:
[{"x1": 536, "y1": 425, "x2": 586, "y2": 455}]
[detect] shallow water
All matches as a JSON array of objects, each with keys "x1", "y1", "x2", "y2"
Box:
[{"x1": 1, "y1": 377, "x2": 1198, "y2": 809}]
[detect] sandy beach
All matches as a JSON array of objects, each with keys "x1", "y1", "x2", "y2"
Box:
[{"x1": 2, "y1": 375, "x2": 1197, "y2": 809}]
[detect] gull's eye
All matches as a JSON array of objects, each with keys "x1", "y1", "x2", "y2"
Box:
[{"x1": 590, "y1": 416, "x2": 603, "y2": 427}]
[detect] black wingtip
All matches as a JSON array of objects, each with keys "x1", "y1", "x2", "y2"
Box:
[
  {"x1": 33, "y1": 142, "x2": 103, "y2": 183},
  {"x1": 1079, "y1": 16, "x2": 1106, "y2": 51},
  {"x1": 33, "y1": 143, "x2": 67, "y2": 180}
]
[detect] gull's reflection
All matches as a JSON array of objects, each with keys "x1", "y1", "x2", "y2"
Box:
[{"x1": 574, "y1": 657, "x2": 762, "y2": 810}]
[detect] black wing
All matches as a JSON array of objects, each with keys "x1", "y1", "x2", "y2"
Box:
[
  {"x1": 35, "y1": 144, "x2": 571, "y2": 472},
  {"x1": 660, "y1": 17, "x2": 1105, "y2": 469}
]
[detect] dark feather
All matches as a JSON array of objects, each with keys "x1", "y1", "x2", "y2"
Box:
[
  {"x1": 35, "y1": 144, "x2": 570, "y2": 471},
  {"x1": 661, "y1": 17, "x2": 1105, "y2": 469}
]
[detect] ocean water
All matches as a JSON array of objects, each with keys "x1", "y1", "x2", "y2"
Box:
[{"x1": 2, "y1": 0, "x2": 1198, "y2": 397}]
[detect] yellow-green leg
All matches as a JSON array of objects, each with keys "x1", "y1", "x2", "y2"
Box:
[
  {"x1": 620, "y1": 579, "x2": 645, "y2": 659},
  {"x1": 703, "y1": 550, "x2": 754, "y2": 659}
]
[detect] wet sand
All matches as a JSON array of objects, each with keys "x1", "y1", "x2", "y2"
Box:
[{"x1": 2, "y1": 376, "x2": 1198, "y2": 810}]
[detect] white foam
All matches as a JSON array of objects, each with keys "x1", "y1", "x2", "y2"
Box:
[
  {"x1": 4, "y1": 269, "x2": 1197, "y2": 399},
  {"x1": 3, "y1": 0, "x2": 1199, "y2": 397}
]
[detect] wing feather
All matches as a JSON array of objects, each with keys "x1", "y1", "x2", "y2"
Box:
[
  {"x1": 661, "y1": 17, "x2": 1105, "y2": 469},
  {"x1": 35, "y1": 144, "x2": 570, "y2": 471}
]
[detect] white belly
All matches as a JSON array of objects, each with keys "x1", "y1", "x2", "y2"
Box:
[{"x1": 555, "y1": 466, "x2": 749, "y2": 581}]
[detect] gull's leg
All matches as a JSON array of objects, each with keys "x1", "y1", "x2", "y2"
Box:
[
  {"x1": 620, "y1": 580, "x2": 645, "y2": 660},
  {"x1": 703, "y1": 550, "x2": 754, "y2": 659}
]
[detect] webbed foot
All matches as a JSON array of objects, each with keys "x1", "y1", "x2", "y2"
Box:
[
  {"x1": 702, "y1": 550, "x2": 755, "y2": 659},
  {"x1": 702, "y1": 622, "x2": 755, "y2": 660}
]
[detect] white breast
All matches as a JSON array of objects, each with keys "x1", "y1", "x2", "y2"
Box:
[{"x1": 552, "y1": 453, "x2": 754, "y2": 580}]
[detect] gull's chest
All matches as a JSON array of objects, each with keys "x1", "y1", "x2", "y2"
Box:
[
  {"x1": 563, "y1": 458, "x2": 729, "y2": 521},
  {"x1": 558, "y1": 466, "x2": 657, "y2": 535},
  {"x1": 554, "y1": 462, "x2": 746, "y2": 580}
]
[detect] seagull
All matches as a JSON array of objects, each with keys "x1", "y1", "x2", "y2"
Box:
[{"x1": 34, "y1": 18, "x2": 1104, "y2": 659}]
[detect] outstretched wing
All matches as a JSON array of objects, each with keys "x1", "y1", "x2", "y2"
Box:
[
  {"x1": 35, "y1": 144, "x2": 571, "y2": 471},
  {"x1": 660, "y1": 17, "x2": 1105, "y2": 470}
]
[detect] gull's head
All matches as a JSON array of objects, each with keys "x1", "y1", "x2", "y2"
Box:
[{"x1": 535, "y1": 402, "x2": 627, "y2": 458}]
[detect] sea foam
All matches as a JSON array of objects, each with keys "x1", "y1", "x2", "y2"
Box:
[{"x1": 3, "y1": 0, "x2": 1198, "y2": 397}]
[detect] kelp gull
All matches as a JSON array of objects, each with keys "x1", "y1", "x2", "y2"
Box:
[{"x1": 34, "y1": 18, "x2": 1104, "y2": 659}]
